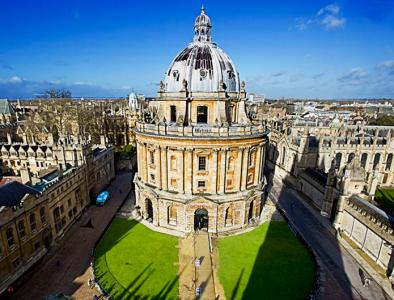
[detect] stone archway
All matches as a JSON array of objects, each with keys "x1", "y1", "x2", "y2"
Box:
[
  {"x1": 146, "y1": 199, "x2": 153, "y2": 222},
  {"x1": 194, "y1": 208, "x2": 208, "y2": 231}
]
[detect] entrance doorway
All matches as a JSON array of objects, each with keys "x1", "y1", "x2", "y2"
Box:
[
  {"x1": 146, "y1": 199, "x2": 153, "y2": 222},
  {"x1": 194, "y1": 208, "x2": 208, "y2": 231},
  {"x1": 248, "y1": 201, "x2": 254, "y2": 223}
]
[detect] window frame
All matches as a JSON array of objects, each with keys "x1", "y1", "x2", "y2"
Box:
[
  {"x1": 170, "y1": 105, "x2": 177, "y2": 123},
  {"x1": 6, "y1": 228, "x2": 15, "y2": 248},
  {"x1": 197, "y1": 180, "x2": 206, "y2": 188},
  {"x1": 18, "y1": 221, "x2": 26, "y2": 240},
  {"x1": 30, "y1": 213, "x2": 37, "y2": 232},
  {"x1": 196, "y1": 106, "x2": 208, "y2": 124},
  {"x1": 198, "y1": 156, "x2": 206, "y2": 171}
]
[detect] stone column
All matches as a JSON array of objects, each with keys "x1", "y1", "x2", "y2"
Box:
[
  {"x1": 185, "y1": 148, "x2": 193, "y2": 194},
  {"x1": 259, "y1": 143, "x2": 266, "y2": 183},
  {"x1": 141, "y1": 143, "x2": 148, "y2": 182},
  {"x1": 161, "y1": 146, "x2": 168, "y2": 190},
  {"x1": 212, "y1": 148, "x2": 219, "y2": 193},
  {"x1": 181, "y1": 148, "x2": 185, "y2": 193},
  {"x1": 155, "y1": 145, "x2": 162, "y2": 190},
  {"x1": 254, "y1": 145, "x2": 262, "y2": 186},
  {"x1": 241, "y1": 147, "x2": 250, "y2": 191},
  {"x1": 219, "y1": 148, "x2": 228, "y2": 194}
]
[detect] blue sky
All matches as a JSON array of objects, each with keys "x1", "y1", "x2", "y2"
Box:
[{"x1": 0, "y1": 0, "x2": 393, "y2": 99}]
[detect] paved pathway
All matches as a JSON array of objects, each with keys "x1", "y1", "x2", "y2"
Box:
[
  {"x1": 178, "y1": 234, "x2": 196, "y2": 300},
  {"x1": 11, "y1": 171, "x2": 134, "y2": 300},
  {"x1": 269, "y1": 181, "x2": 390, "y2": 300},
  {"x1": 194, "y1": 231, "x2": 216, "y2": 300}
]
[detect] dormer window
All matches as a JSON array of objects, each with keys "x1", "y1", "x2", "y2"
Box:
[
  {"x1": 172, "y1": 70, "x2": 180, "y2": 81},
  {"x1": 200, "y1": 69, "x2": 207, "y2": 80}
]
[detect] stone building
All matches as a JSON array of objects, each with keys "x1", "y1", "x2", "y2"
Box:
[
  {"x1": 268, "y1": 122, "x2": 394, "y2": 217},
  {"x1": 134, "y1": 7, "x2": 269, "y2": 234},
  {"x1": 0, "y1": 138, "x2": 115, "y2": 293},
  {"x1": 267, "y1": 121, "x2": 394, "y2": 279}
]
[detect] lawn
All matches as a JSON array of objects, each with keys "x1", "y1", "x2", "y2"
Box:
[
  {"x1": 375, "y1": 188, "x2": 394, "y2": 215},
  {"x1": 94, "y1": 218, "x2": 179, "y2": 299},
  {"x1": 218, "y1": 221, "x2": 315, "y2": 300}
]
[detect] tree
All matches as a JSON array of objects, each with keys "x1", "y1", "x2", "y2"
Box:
[{"x1": 44, "y1": 89, "x2": 72, "y2": 99}]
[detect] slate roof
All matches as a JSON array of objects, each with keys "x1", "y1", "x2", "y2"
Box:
[
  {"x1": 0, "y1": 181, "x2": 40, "y2": 207},
  {"x1": 0, "y1": 99, "x2": 15, "y2": 115}
]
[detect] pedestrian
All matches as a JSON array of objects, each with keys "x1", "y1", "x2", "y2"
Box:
[{"x1": 364, "y1": 278, "x2": 370, "y2": 288}]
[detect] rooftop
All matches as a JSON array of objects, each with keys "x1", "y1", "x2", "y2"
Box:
[{"x1": 0, "y1": 181, "x2": 40, "y2": 207}]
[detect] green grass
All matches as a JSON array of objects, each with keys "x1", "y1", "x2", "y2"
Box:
[
  {"x1": 218, "y1": 222, "x2": 315, "y2": 300},
  {"x1": 94, "y1": 218, "x2": 179, "y2": 300},
  {"x1": 375, "y1": 188, "x2": 394, "y2": 215}
]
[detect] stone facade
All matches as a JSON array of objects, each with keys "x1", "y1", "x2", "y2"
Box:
[
  {"x1": 268, "y1": 122, "x2": 394, "y2": 217},
  {"x1": 0, "y1": 140, "x2": 115, "y2": 293},
  {"x1": 134, "y1": 8, "x2": 269, "y2": 234},
  {"x1": 334, "y1": 195, "x2": 394, "y2": 278}
]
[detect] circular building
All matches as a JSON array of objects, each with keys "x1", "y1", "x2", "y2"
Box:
[{"x1": 134, "y1": 7, "x2": 269, "y2": 234}]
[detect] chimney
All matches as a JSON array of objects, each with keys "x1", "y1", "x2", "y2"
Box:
[
  {"x1": 58, "y1": 166, "x2": 64, "y2": 179},
  {"x1": 20, "y1": 167, "x2": 32, "y2": 185}
]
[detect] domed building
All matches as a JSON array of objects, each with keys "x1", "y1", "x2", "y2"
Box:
[{"x1": 134, "y1": 6, "x2": 269, "y2": 233}]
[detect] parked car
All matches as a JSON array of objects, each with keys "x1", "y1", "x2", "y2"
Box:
[{"x1": 96, "y1": 191, "x2": 110, "y2": 206}]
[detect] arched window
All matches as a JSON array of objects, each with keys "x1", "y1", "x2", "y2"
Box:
[
  {"x1": 335, "y1": 153, "x2": 342, "y2": 169},
  {"x1": 386, "y1": 154, "x2": 393, "y2": 171},
  {"x1": 361, "y1": 153, "x2": 368, "y2": 168},
  {"x1": 6, "y1": 228, "x2": 14, "y2": 248},
  {"x1": 373, "y1": 153, "x2": 381, "y2": 171},
  {"x1": 281, "y1": 147, "x2": 286, "y2": 165},
  {"x1": 168, "y1": 206, "x2": 177, "y2": 225},
  {"x1": 347, "y1": 153, "x2": 355, "y2": 163},
  {"x1": 225, "y1": 206, "x2": 234, "y2": 226},
  {"x1": 197, "y1": 106, "x2": 208, "y2": 124}
]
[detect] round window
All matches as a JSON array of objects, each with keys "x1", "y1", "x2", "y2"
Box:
[{"x1": 200, "y1": 69, "x2": 207, "y2": 79}]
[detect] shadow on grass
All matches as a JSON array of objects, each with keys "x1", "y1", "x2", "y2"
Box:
[
  {"x1": 241, "y1": 222, "x2": 315, "y2": 300},
  {"x1": 97, "y1": 262, "x2": 180, "y2": 300},
  {"x1": 94, "y1": 219, "x2": 180, "y2": 299},
  {"x1": 230, "y1": 269, "x2": 244, "y2": 300},
  {"x1": 95, "y1": 218, "x2": 139, "y2": 260}
]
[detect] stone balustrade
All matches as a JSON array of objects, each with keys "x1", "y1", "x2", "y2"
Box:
[{"x1": 135, "y1": 121, "x2": 269, "y2": 139}]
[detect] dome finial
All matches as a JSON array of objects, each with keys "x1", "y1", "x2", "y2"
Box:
[{"x1": 194, "y1": 4, "x2": 212, "y2": 42}]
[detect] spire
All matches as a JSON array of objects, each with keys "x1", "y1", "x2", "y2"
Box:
[{"x1": 194, "y1": 5, "x2": 212, "y2": 42}]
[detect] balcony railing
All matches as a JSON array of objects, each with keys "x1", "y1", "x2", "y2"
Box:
[{"x1": 135, "y1": 122, "x2": 269, "y2": 138}]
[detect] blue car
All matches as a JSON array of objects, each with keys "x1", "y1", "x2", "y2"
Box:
[{"x1": 96, "y1": 191, "x2": 110, "y2": 206}]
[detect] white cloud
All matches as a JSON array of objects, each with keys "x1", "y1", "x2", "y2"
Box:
[
  {"x1": 9, "y1": 76, "x2": 23, "y2": 83},
  {"x1": 318, "y1": 4, "x2": 340, "y2": 16},
  {"x1": 295, "y1": 3, "x2": 346, "y2": 31},
  {"x1": 376, "y1": 60, "x2": 394, "y2": 75},
  {"x1": 338, "y1": 68, "x2": 367, "y2": 83}
]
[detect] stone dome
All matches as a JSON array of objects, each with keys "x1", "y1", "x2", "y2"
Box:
[{"x1": 162, "y1": 6, "x2": 241, "y2": 93}]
